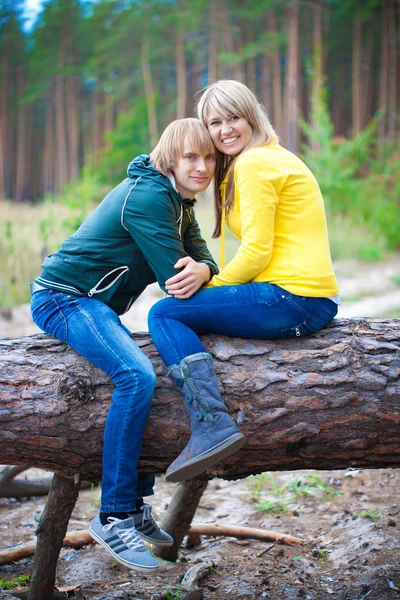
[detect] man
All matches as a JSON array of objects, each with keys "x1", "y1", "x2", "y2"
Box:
[{"x1": 30, "y1": 118, "x2": 218, "y2": 572}]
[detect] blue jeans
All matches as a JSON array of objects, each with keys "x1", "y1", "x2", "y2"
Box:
[
  {"x1": 31, "y1": 289, "x2": 156, "y2": 513},
  {"x1": 148, "y1": 283, "x2": 338, "y2": 366}
]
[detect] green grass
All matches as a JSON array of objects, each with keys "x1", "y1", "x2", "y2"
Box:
[
  {"x1": 358, "y1": 508, "x2": 380, "y2": 520},
  {"x1": 327, "y1": 214, "x2": 389, "y2": 263},
  {"x1": 249, "y1": 471, "x2": 342, "y2": 515},
  {"x1": 0, "y1": 574, "x2": 30, "y2": 590},
  {"x1": 381, "y1": 307, "x2": 400, "y2": 318},
  {"x1": 0, "y1": 198, "x2": 96, "y2": 308}
]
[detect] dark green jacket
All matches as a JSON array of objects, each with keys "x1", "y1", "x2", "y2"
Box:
[{"x1": 36, "y1": 155, "x2": 218, "y2": 315}]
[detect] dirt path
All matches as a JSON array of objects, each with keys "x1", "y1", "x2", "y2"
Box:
[{"x1": 0, "y1": 468, "x2": 399, "y2": 599}]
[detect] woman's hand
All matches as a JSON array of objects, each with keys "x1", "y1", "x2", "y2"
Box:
[{"x1": 165, "y1": 256, "x2": 210, "y2": 299}]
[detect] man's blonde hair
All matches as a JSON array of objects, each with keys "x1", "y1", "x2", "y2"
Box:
[
  {"x1": 196, "y1": 80, "x2": 278, "y2": 237},
  {"x1": 150, "y1": 118, "x2": 215, "y2": 176}
]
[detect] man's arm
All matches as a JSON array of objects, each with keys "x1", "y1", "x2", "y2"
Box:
[{"x1": 122, "y1": 187, "x2": 217, "y2": 296}]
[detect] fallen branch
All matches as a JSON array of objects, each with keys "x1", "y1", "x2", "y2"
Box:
[
  {"x1": 0, "y1": 522, "x2": 302, "y2": 566},
  {"x1": 188, "y1": 523, "x2": 303, "y2": 545}
]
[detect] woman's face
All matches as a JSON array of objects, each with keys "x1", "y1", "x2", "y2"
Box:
[{"x1": 205, "y1": 108, "x2": 253, "y2": 157}]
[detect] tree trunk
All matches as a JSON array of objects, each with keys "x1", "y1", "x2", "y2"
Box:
[
  {"x1": 0, "y1": 318, "x2": 399, "y2": 481},
  {"x1": 42, "y1": 95, "x2": 55, "y2": 194},
  {"x1": 28, "y1": 473, "x2": 81, "y2": 600},
  {"x1": 267, "y1": 10, "x2": 282, "y2": 135},
  {"x1": 15, "y1": 65, "x2": 26, "y2": 202},
  {"x1": 387, "y1": 0, "x2": 398, "y2": 140},
  {"x1": 219, "y1": 0, "x2": 243, "y2": 81},
  {"x1": 352, "y1": 19, "x2": 362, "y2": 137},
  {"x1": 378, "y1": 0, "x2": 389, "y2": 148},
  {"x1": 360, "y1": 20, "x2": 375, "y2": 128},
  {"x1": 310, "y1": 0, "x2": 323, "y2": 151},
  {"x1": 55, "y1": 73, "x2": 68, "y2": 192},
  {"x1": 155, "y1": 477, "x2": 209, "y2": 562},
  {"x1": 176, "y1": 0, "x2": 187, "y2": 119},
  {"x1": 208, "y1": 2, "x2": 217, "y2": 83},
  {"x1": 66, "y1": 76, "x2": 80, "y2": 182},
  {"x1": 284, "y1": 0, "x2": 300, "y2": 152},
  {"x1": 141, "y1": 38, "x2": 158, "y2": 148}
]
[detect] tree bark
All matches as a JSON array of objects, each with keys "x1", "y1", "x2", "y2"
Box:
[
  {"x1": 176, "y1": 0, "x2": 187, "y2": 120},
  {"x1": 141, "y1": 38, "x2": 158, "y2": 148},
  {"x1": 208, "y1": 2, "x2": 217, "y2": 83},
  {"x1": 267, "y1": 10, "x2": 282, "y2": 134},
  {"x1": 15, "y1": 65, "x2": 26, "y2": 202},
  {"x1": 284, "y1": 0, "x2": 300, "y2": 152},
  {"x1": 378, "y1": 0, "x2": 389, "y2": 148},
  {"x1": 352, "y1": 19, "x2": 362, "y2": 137},
  {"x1": 155, "y1": 477, "x2": 209, "y2": 561},
  {"x1": 28, "y1": 473, "x2": 81, "y2": 600},
  {"x1": 0, "y1": 318, "x2": 399, "y2": 481}
]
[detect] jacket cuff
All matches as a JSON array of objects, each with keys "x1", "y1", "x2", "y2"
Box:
[{"x1": 200, "y1": 260, "x2": 219, "y2": 281}]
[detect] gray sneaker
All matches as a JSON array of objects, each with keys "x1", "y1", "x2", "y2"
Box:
[
  {"x1": 132, "y1": 503, "x2": 173, "y2": 547},
  {"x1": 89, "y1": 514, "x2": 158, "y2": 572}
]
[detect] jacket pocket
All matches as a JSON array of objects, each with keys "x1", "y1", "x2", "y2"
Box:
[{"x1": 88, "y1": 266, "x2": 129, "y2": 297}]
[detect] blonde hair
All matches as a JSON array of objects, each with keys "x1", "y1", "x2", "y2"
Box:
[
  {"x1": 150, "y1": 118, "x2": 215, "y2": 176},
  {"x1": 196, "y1": 80, "x2": 278, "y2": 238}
]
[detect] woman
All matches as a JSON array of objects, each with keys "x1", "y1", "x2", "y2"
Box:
[
  {"x1": 30, "y1": 118, "x2": 231, "y2": 572},
  {"x1": 148, "y1": 80, "x2": 339, "y2": 482}
]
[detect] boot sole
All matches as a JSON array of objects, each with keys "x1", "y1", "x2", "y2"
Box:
[{"x1": 165, "y1": 433, "x2": 247, "y2": 483}]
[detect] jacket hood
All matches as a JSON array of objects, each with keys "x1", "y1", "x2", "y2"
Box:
[{"x1": 127, "y1": 154, "x2": 174, "y2": 192}]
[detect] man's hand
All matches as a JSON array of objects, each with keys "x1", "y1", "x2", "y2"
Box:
[{"x1": 165, "y1": 256, "x2": 210, "y2": 299}]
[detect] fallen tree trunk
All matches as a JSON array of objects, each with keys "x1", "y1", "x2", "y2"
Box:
[{"x1": 0, "y1": 318, "x2": 399, "y2": 481}]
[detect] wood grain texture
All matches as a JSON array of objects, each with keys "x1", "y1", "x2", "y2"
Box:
[{"x1": 0, "y1": 318, "x2": 399, "y2": 480}]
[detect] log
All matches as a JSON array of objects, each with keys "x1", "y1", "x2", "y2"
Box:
[
  {"x1": 28, "y1": 473, "x2": 81, "y2": 600},
  {"x1": 155, "y1": 477, "x2": 209, "y2": 561},
  {"x1": 0, "y1": 318, "x2": 399, "y2": 481}
]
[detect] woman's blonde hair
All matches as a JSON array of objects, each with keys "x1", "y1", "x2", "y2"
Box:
[
  {"x1": 196, "y1": 80, "x2": 278, "y2": 238},
  {"x1": 150, "y1": 118, "x2": 215, "y2": 176}
]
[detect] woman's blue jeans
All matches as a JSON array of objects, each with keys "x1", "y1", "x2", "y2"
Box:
[
  {"x1": 31, "y1": 289, "x2": 156, "y2": 513},
  {"x1": 148, "y1": 282, "x2": 338, "y2": 367}
]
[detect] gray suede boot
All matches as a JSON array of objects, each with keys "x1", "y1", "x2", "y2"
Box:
[{"x1": 165, "y1": 352, "x2": 246, "y2": 482}]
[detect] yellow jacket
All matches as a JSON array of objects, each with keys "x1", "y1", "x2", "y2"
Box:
[{"x1": 206, "y1": 141, "x2": 339, "y2": 297}]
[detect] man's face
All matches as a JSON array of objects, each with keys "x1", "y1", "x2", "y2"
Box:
[{"x1": 173, "y1": 138, "x2": 216, "y2": 199}]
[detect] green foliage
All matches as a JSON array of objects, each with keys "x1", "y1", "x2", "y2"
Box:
[
  {"x1": 161, "y1": 584, "x2": 187, "y2": 600},
  {"x1": 312, "y1": 547, "x2": 328, "y2": 560},
  {"x1": 0, "y1": 574, "x2": 30, "y2": 590},
  {"x1": 250, "y1": 472, "x2": 343, "y2": 515},
  {"x1": 0, "y1": 199, "x2": 95, "y2": 307},
  {"x1": 96, "y1": 101, "x2": 152, "y2": 184},
  {"x1": 301, "y1": 95, "x2": 400, "y2": 256},
  {"x1": 358, "y1": 508, "x2": 380, "y2": 520}
]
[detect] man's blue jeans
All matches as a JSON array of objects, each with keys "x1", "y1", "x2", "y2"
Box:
[
  {"x1": 31, "y1": 289, "x2": 156, "y2": 513},
  {"x1": 148, "y1": 282, "x2": 338, "y2": 366}
]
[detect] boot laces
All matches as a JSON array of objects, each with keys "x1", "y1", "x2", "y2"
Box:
[{"x1": 103, "y1": 517, "x2": 144, "y2": 551}]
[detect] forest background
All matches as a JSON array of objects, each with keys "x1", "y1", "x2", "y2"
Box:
[{"x1": 0, "y1": 0, "x2": 399, "y2": 309}]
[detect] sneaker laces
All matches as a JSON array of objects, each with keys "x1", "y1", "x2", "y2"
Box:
[
  {"x1": 140, "y1": 503, "x2": 157, "y2": 528},
  {"x1": 103, "y1": 517, "x2": 144, "y2": 551}
]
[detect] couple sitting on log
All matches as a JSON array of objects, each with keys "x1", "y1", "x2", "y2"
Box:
[{"x1": 30, "y1": 80, "x2": 339, "y2": 572}]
